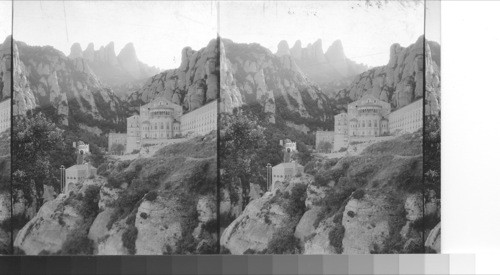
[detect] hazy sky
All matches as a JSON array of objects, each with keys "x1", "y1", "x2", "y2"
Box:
[
  {"x1": 9, "y1": 1, "x2": 435, "y2": 69},
  {"x1": 13, "y1": 1, "x2": 218, "y2": 70},
  {"x1": 220, "y1": 1, "x2": 426, "y2": 67},
  {"x1": 0, "y1": 1, "x2": 11, "y2": 41}
]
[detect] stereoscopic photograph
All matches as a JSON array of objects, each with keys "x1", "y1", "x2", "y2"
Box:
[
  {"x1": 9, "y1": 1, "x2": 218, "y2": 255},
  {"x1": 219, "y1": 0, "x2": 440, "y2": 254},
  {"x1": 0, "y1": 0, "x2": 441, "y2": 257}
]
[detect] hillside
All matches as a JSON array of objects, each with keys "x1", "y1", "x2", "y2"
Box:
[
  {"x1": 69, "y1": 42, "x2": 160, "y2": 98},
  {"x1": 0, "y1": 130, "x2": 11, "y2": 254},
  {"x1": 14, "y1": 41, "x2": 130, "y2": 131},
  {"x1": 127, "y1": 39, "x2": 219, "y2": 114},
  {"x1": 220, "y1": 38, "x2": 339, "y2": 132},
  {"x1": 333, "y1": 36, "x2": 440, "y2": 113},
  {"x1": 0, "y1": 36, "x2": 12, "y2": 101},
  {"x1": 221, "y1": 132, "x2": 440, "y2": 254},
  {"x1": 13, "y1": 133, "x2": 217, "y2": 255},
  {"x1": 278, "y1": 39, "x2": 368, "y2": 85}
]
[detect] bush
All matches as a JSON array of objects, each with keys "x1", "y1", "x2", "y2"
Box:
[
  {"x1": 122, "y1": 225, "x2": 138, "y2": 255},
  {"x1": 352, "y1": 189, "x2": 365, "y2": 200},
  {"x1": 267, "y1": 227, "x2": 301, "y2": 254},
  {"x1": 140, "y1": 212, "x2": 148, "y2": 219},
  {"x1": 60, "y1": 229, "x2": 95, "y2": 255},
  {"x1": 144, "y1": 191, "x2": 158, "y2": 201},
  {"x1": 328, "y1": 224, "x2": 345, "y2": 253},
  {"x1": 203, "y1": 219, "x2": 218, "y2": 234},
  {"x1": 284, "y1": 184, "x2": 307, "y2": 219}
]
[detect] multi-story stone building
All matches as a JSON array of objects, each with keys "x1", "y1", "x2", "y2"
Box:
[
  {"x1": 315, "y1": 131, "x2": 335, "y2": 152},
  {"x1": 64, "y1": 163, "x2": 97, "y2": 193},
  {"x1": 110, "y1": 98, "x2": 217, "y2": 154},
  {"x1": 271, "y1": 162, "x2": 304, "y2": 191},
  {"x1": 180, "y1": 100, "x2": 217, "y2": 137},
  {"x1": 388, "y1": 98, "x2": 423, "y2": 134},
  {"x1": 108, "y1": 133, "x2": 127, "y2": 153},
  {"x1": 334, "y1": 112, "x2": 349, "y2": 151},
  {"x1": 347, "y1": 94, "x2": 391, "y2": 138},
  {"x1": 331, "y1": 94, "x2": 423, "y2": 152},
  {"x1": 0, "y1": 99, "x2": 11, "y2": 133}
]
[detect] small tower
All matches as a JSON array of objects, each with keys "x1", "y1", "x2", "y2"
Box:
[{"x1": 284, "y1": 148, "x2": 292, "y2": 163}]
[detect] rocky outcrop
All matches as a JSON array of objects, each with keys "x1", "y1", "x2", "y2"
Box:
[
  {"x1": 335, "y1": 36, "x2": 440, "y2": 111},
  {"x1": 128, "y1": 39, "x2": 219, "y2": 113},
  {"x1": 287, "y1": 39, "x2": 368, "y2": 84},
  {"x1": 68, "y1": 42, "x2": 160, "y2": 97},
  {"x1": 221, "y1": 38, "x2": 338, "y2": 130},
  {"x1": 14, "y1": 179, "x2": 102, "y2": 255},
  {"x1": 14, "y1": 40, "x2": 128, "y2": 130},
  {"x1": 220, "y1": 191, "x2": 292, "y2": 254},
  {"x1": 0, "y1": 36, "x2": 12, "y2": 101},
  {"x1": 425, "y1": 222, "x2": 440, "y2": 253}
]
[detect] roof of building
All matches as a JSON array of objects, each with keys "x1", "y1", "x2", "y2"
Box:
[
  {"x1": 273, "y1": 162, "x2": 304, "y2": 169},
  {"x1": 66, "y1": 164, "x2": 96, "y2": 171}
]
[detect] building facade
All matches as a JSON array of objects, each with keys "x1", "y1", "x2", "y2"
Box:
[
  {"x1": 388, "y1": 98, "x2": 423, "y2": 134},
  {"x1": 347, "y1": 94, "x2": 391, "y2": 138},
  {"x1": 332, "y1": 94, "x2": 423, "y2": 152},
  {"x1": 315, "y1": 131, "x2": 335, "y2": 152},
  {"x1": 180, "y1": 100, "x2": 217, "y2": 137},
  {"x1": 64, "y1": 163, "x2": 97, "y2": 193},
  {"x1": 0, "y1": 99, "x2": 11, "y2": 133},
  {"x1": 111, "y1": 98, "x2": 217, "y2": 154},
  {"x1": 108, "y1": 133, "x2": 127, "y2": 153},
  {"x1": 271, "y1": 162, "x2": 304, "y2": 191}
]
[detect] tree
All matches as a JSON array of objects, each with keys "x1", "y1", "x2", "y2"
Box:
[
  {"x1": 12, "y1": 113, "x2": 65, "y2": 210},
  {"x1": 110, "y1": 143, "x2": 125, "y2": 155},
  {"x1": 219, "y1": 108, "x2": 267, "y2": 209},
  {"x1": 318, "y1": 141, "x2": 333, "y2": 153}
]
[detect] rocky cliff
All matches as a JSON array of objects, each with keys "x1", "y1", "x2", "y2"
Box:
[
  {"x1": 13, "y1": 41, "x2": 128, "y2": 132},
  {"x1": 221, "y1": 133, "x2": 440, "y2": 254},
  {"x1": 69, "y1": 42, "x2": 160, "y2": 96},
  {"x1": 0, "y1": 36, "x2": 12, "y2": 101},
  {"x1": 283, "y1": 39, "x2": 368, "y2": 85},
  {"x1": 14, "y1": 134, "x2": 217, "y2": 255},
  {"x1": 334, "y1": 36, "x2": 440, "y2": 112},
  {"x1": 220, "y1": 38, "x2": 339, "y2": 131},
  {"x1": 127, "y1": 39, "x2": 219, "y2": 113}
]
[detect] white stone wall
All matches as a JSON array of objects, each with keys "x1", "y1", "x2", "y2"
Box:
[
  {"x1": 180, "y1": 100, "x2": 217, "y2": 136},
  {"x1": 388, "y1": 98, "x2": 423, "y2": 134},
  {"x1": 0, "y1": 99, "x2": 11, "y2": 133}
]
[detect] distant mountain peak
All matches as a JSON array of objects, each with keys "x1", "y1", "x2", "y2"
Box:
[
  {"x1": 69, "y1": 43, "x2": 83, "y2": 59},
  {"x1": 117, "y1": 42, "x2": 138, "y2": 64},
  {"x1": 276, "y1": 40, "x2": 291, "y2": 57},
  {"x1": 325, "y1": 39, "x2": 346, "y2": 63}
]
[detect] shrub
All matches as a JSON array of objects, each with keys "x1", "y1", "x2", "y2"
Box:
[
  {"x1": 284, "y1": 184, "x2": 307, "y2": 219},
  {"x1": 60, "y1": 229, "x2": 95, "y2": 255},
  {"x1": 122, "y1": 225, "x2": 138, "y2": 255},
  {"x1": 203, "y1": 219, "x2": 218, "y2": 234},
  {"x1": 267, "y1": 227, "x2": 301, "y2": 254},
  {"x1": 144, "y1": 191, "x2": 158, "y2": 201},
  {"x1": 244, "y1": 248, "x2": 256, "y2": 254},
  {"x1": 140, "y1": 212, "x2": 148, "y2": 219},
  {"x1": 347, "y1": 211, "x2": 355, "y2": 218},
  {"x1": 328, "y1": 224, "x2": 345, "y2": 253},
  {"x1": 352, "y1": 189, "x2": 365, "y2": 200}
]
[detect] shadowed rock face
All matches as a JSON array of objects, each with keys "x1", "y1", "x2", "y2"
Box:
[
  {"x1": 220, "y1": 38, "x2": 339, "y2": 131},
  {"x1": 334, "y1": 36, "x2": 440, "y2": 112},
  {"x1": 0, "y1": 36, "x2": 13, "y2": 102},
  {"x1": 128, "y1": 39, "x2": 219, "y2": 113},
  {"x1": 69, "y1": 41, "x2": 160, "y2": 95},
  {"x1": 14, "y1": 40, "x2": 128, "y2": 131},
  {"x1": 285, "y1": 39, "x2": 368, "y2": 84}
]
